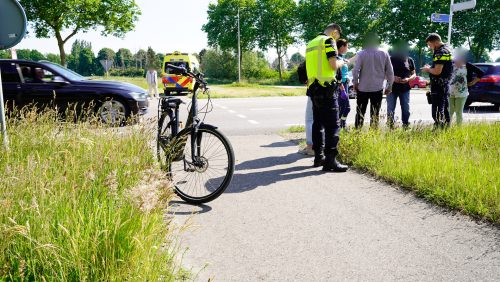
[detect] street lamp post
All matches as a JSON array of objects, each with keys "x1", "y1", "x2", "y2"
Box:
[{"x1": 237, "y1": 8, "x2": 241, "y2": 83}]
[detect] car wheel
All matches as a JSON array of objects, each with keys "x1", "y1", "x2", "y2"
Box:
[{"x1": 98, "y1": 98, "x2": 129, "y2": 126}]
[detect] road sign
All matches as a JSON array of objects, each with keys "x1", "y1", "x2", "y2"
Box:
[
  {"x1": 452, "y1": 0, "x2": 476, "y2": 12},
  {"x1": 100, "y1": 60, "x2": 113, "y2": 76},
  {"x1": 0, "y1": 0, "x2": 28, "y2": 148},
  {"x1": 431, "y1": 13, "x2": 450, "y2": 23}
]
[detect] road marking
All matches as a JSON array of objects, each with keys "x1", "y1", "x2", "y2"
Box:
[
  {"x1": 228, "y1": 110, "x2": 236, "y2": 114},
  {"x1": 248, "y1": 120, "x2": 259, "y2": 125},
  {"x1": 237, "y1": 114, "x2": 247, "y2": 119},
  {"x1": 249, "y1": 108, "x2": 284, "y2": 111},
  {"x1": 220, "y1": 105, "x2": 228, "y2": 109}
]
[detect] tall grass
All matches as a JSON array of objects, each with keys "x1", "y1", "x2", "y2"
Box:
[
  {"x1": 0, "y1": 109, "x2": 184, "y2": 280},
  {"x1": 339, "y1": 123, "x2": 500, "y2": 222}
]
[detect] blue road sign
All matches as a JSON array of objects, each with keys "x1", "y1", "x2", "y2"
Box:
[{"x1": 431, "y1": 13, "x2": 450, "y2": 23}]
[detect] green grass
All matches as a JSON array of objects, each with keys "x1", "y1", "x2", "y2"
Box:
[
  {"x1": 0, "y1": 109, "x2": 186, "y2": 280},
  {"x1": 338, "y1": 123, "x2": 500, "y2": 222},
  {"x1": 90, "y1": 76, "x2": 306, "y2": 98},
  {"x1": 285, "y1": 125, "x2": 306, "y2": 133}
]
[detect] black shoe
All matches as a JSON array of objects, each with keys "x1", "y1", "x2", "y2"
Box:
[
  {"x1": 322, "y1": 152, "x2": 348, "y2": 172},
  {"x1": 313, "y1": 155, "x2": 325, "y2": 167}
]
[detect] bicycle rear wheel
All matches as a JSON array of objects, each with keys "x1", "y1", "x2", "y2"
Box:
[
  {"x1": 157, "y1": 111, "x2": 173, "y2": 170},
  {"x1": 168, "y1": 125, "x2": 235, "y2": 204}
]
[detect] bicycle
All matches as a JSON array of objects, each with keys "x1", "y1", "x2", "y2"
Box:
[{"x1": 157, "y1": 64, "x2": 235, "y2": 204}]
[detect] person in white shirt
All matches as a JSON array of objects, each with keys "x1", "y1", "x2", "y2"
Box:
[{"x1": 146, "y1": 68, "x2": 159, "y2": 98}]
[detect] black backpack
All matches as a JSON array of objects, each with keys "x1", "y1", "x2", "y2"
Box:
[{"x1": 297, "y1": 61, "x2": 307, "y2": 84}]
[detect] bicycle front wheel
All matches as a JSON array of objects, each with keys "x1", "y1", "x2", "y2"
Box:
[{"x1": 169, "y1": 125, "x2": 235, "y2": 204}]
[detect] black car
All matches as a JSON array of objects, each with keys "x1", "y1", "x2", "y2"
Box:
[
  {"x1": 0, "y1": 59, "x2": 148, "y2": 124},
  {"x1": 467, "y1": 63, "x2": 500, "y2": 109}
]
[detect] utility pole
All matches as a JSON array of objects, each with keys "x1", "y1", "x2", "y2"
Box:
[{"x1": 237, "y1": 8, "x2": 241, "y2": 83}]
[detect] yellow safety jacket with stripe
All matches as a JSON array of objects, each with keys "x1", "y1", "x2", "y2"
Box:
[{"x1": 306, "y1": 35, "x2": 337, "y2": 87}]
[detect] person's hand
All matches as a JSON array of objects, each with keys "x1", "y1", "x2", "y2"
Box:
[
  {"x1": 384, "y1": 88, "x2": 391, "y2": 95},
  {"x1": 401, "y1": 78, "x2": 409, "y2": 84},
  {"x1": 354, "y1": 84, "x2": 359, "y2": 93},
  {"x1": 421, "y1": 65, "x2": 431, "y2": 73},
  {"x1": 394, "y1": 76, "x2": 401, "y2": 83}
]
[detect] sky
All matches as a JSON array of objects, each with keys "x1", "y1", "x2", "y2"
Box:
[
  {"x1": 13, "y1": 0, "x2": 499, "y2": 61},
  {"x1": 15, "y1": 0, "x2": 303, "y2": 61}
]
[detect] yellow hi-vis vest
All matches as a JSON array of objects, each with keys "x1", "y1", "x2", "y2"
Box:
[{"x1": 306, "y1": 35, "x2": 336, "y2": 87}]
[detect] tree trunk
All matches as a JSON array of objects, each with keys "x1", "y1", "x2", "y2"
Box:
[
  {"x1": 55, "y1": 32, "x2": 67, "y2": 67},
  {"x1": 276, "y1": 47, "x2": 283, "y2": 83}
]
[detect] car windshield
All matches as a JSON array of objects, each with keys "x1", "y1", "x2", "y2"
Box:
[{"x1": 42, "y1": 62, "x2": 88, "y2": 81}]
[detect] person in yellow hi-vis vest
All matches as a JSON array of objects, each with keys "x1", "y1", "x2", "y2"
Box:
[{"x1": 306, "y1": 23, "x2": 348, "y2": 172}]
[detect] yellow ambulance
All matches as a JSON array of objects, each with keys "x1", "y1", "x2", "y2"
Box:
[{"x1": 161, "y1": 51, "x2": 200, "y2": 95}]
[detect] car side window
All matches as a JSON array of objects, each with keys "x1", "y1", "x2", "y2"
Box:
[
  {"x1": 19, "y1": 64, "x2": 55, "y2": 83},
  {"x1": 0, "y1": 63, "x2": 21, "y2": 83}
]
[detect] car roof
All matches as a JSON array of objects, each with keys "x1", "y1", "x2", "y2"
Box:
[
  {"x1": 474, "y1": 62, "x2": 499, "y2": 66},
  {"x1": 0, "y1": 59, "x2": 49, "y2": 65}
]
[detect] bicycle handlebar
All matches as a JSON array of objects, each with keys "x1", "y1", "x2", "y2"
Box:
[{"x1": 166, "y1": 64, "x2": 207, "y2": 86}]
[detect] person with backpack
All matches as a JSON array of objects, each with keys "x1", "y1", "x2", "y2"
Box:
[
  {"x1": 387, "y1": 42, "x2": 416, "y2": 129},
  {"x1": 305, "y1": 23, "x2": 348, "y2": 172}
]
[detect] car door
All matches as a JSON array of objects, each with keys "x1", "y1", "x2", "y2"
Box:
[{"x1": 0, "y1": 62, "x2": 23, "y2": 110}]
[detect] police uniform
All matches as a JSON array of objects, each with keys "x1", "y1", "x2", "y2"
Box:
[
  {"x1": 429, "y1": 44, "x2": 453, "y2": 128},
  {"x1": 306, "y1": 33, "x2": 347, "y2": 172}
]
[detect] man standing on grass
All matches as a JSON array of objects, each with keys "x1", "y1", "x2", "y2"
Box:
[
  {"x1": 353, "y1": 33, "x2": 394, "y2": 129},
  {"x1": 306, "y1": 23, "x2": 348, "y2": 172},
  {"x1": 387, "y1": 42, "x2": 416, "y2": 129},
  {"x1": 421, "y1": 33, "x2": 453, "y2": 129}
]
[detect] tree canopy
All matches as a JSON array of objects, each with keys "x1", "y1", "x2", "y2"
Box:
[{"x1": 21, "y1": 0, "x2": 140, "y2": 66}]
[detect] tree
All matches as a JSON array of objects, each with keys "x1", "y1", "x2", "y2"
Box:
[
  {"x1": 115, "y1": 48, "x2": 133, "y2": 69},
  {"x1": 96, "y1": 48, "x2": 116, "y2": 75},
  {"x1": 452, "y1": 0, "x2": 500, "y2": 62},
  {"x1": 15, "y1": 49, "x2": 46, "y2": 61},
  {"x1": 46, "y1": 53, "x2": 62, "y2": 64},
  {"x1": 255, "y1": 0, "x2": 297, "y2": 82},
  {"x1": 201, "y1": 49, "x2": 238, "y2": 80},
  {"x1": 203, "y1": 0, "x2": 257, "y2": 53},
  {"x1": 288, "y1": 52, "x2": 305, "y2": 70},
  {"x1": 134, "y1": 49, "x2": 147, "y2": 69},
  {"x1": 146, "y1": 47, "x2": 159, "y2": 70},
  {"x1": 67, "y1": 40, "x2": 94, "y2": 76},
  {"x1": 0, "y1": 50, "x2": 9, "y2": 59},
  {"x1": 21, "y1": 0, "x2": 140, "y2": 66},
  {"x1": 378, "y1": 0, "x2": 448, "y2": 69}
]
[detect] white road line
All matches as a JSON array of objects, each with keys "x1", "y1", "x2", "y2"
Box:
[
  {"x1": 228, "y1": 110, "x2": 236, "y2": 114},
  {"x1": 248, "y1": 120, "x2": 259, "y2": 125},
  {"x1": 249, "y1": 108, "x2": 284, "y2": 111},
  {"x1": 237, "y1": 114, "x2": 247, "y2": 119}
]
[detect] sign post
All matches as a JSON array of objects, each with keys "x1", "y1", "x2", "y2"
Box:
[
  {"x1": 0, "y1": 0, "x2": 28, "y2": 149},
  {"x1": 100, "y1": 60, "x2": 113, "y2": 77},
  {"x1": 447, "y1": 0, "x2": 454, "y2": 44}
]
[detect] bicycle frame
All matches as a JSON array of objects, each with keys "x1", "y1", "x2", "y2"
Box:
[{"x1": 158, "y1": 73, "x2": 206, "y2": 166}]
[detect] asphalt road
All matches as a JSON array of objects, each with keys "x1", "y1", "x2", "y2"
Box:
[
  {"x1": 145, "y1": 90, "x2": 500, "y2": 136},
  {"x1": 169, "y1": 135, "x2": 500, "y2": 281},
  {"x1": 145, "y1": 93, "x2": 500, "y2": 281}
]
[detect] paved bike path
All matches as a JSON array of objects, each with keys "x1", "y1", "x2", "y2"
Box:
[{"x1": 170, "y1": 134, "x2": 500, "y2": 281}]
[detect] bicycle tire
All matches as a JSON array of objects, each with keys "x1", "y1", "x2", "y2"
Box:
[
  {"x1": 157, "y1": 112, "x2": 172, "y2": 170},
  {"x1": 169, "y1": 124, "x2": 235, "y2": 204}
]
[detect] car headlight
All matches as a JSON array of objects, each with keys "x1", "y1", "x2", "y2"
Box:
[{"x1": 129, "y1": 91, "x2": 147, "y2": 100}]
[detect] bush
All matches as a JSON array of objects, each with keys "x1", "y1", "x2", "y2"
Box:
[{"x1": 109, "y1": 68, "x2": 145, "y2": 77}]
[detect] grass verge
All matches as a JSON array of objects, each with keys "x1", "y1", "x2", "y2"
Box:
[
  {"x1": 0, "y1": 110, "x2": 186, "y2": 280},
  {"x1": 283, "y1": 123, "x2": 500, "y2": 223},
  {"x1": 90, "y1": 76, "x2": 306, "y2": 98},
  {"x1": 338, "y1": 123, "x2": 499, "y2": 223}
]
